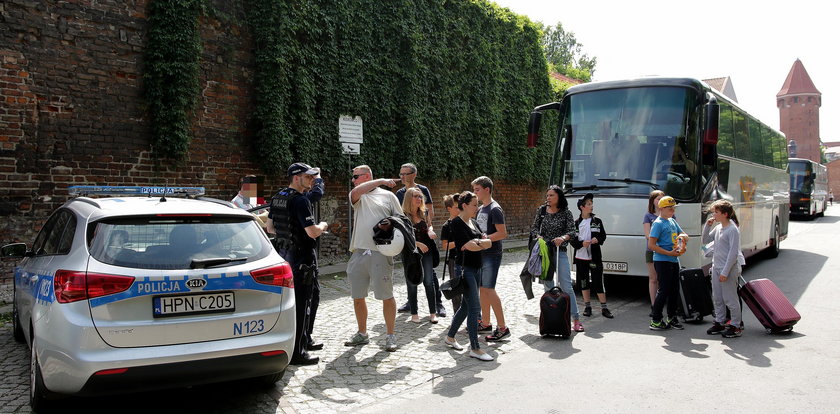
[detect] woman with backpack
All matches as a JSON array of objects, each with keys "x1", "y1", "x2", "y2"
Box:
[{"x1": 530, "y1": 185, "x2": 584, "y2": 332}]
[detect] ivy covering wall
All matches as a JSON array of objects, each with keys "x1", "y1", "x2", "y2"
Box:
[
  {"x1": 147, "y1": 0, "x2": 556, "y2": 181},
  {"x1": 143, "y1": 0, "x2": 205, "y2": 158},
  {"x1": 245, "y1": 0, "x2": 556, "y2": 181}
]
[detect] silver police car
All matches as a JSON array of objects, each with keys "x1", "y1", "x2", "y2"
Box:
[{"x1": 2, "y1": 186, "x2": 295, "y2": 411}]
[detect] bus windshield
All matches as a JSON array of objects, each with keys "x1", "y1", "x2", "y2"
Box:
[
  {"x1": 789, "y1": 161, "x2": 812, "y2": 193},
  {"x1": 559, "y1": 86, "x2": 699, "y2": 199}
]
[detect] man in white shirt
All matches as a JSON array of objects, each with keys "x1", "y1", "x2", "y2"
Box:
[
  {"x1": 231, "y1": 175, "x2": 257, "y2": 210},
  {"x1": 344, "y1": 165, "x2": 403, "y2": 352}
]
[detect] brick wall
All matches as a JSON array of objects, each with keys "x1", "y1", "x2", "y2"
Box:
[
  {"x1": 778, "y1": 95, "x2": 821, "y2": 163},
  {"x1": 0, "y1": 1, "x2": 548, "y2": 300},
  {"x1": 827, "y1": 159, "x2": 840, "y2": 201}
]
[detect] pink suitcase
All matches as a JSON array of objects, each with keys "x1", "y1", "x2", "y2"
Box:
[{"x1": 739, "y1": 277, "x2": 801, "y2": 333}]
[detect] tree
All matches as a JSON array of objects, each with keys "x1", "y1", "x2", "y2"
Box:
[{"x1": 539, "y1": 23, "x2": 597, "y2": 82}]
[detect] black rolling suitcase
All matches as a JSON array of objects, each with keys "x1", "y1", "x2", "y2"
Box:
[
  {"x1": 540, "y1": 287, "x2": 571, "y2": 338},
  {"x1": 677, "y1": 268, "x2": 714, "y2": 322}
]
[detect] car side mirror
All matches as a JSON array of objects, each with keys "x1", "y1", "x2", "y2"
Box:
[{"x1": 1, "y1": 242, "x2": 30, "y2": 260}]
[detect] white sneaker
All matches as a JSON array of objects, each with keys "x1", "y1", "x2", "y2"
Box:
[
  {"x1": 385, "y1": 334, "x2": 398, "y2": 352},
  {"x1": 469, "y1": 349, "x2": 494, "y2": 361},
  {"x1": 443, "y1": 337, "x2": 463, "y2": 351}
]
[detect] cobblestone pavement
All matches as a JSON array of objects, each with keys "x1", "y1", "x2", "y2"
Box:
[{"x1": 0, "y1": 247, "x2": 639, "y2": 413}]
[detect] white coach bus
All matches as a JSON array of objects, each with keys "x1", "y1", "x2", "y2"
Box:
[{"x1": 527, "y1": 77, "x2": 789, "y2": 276}]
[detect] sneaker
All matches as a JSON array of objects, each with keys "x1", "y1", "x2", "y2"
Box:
[
  {"x1": 601, "y1": 308, "x2": 614, "y2": 319},
  {"x1": 443, "y1": 337, "x2": 463, "y2": 351},
  {"x1": 721, "y1": 325, "x2": 742, "y2": 338},
  {"x1": 344, "y1": 332, "x2": 370, "y2": 346},
  {"x1": 707, "y1": 322, "x2": 726, "y2": 335},
  {"x1": 573, "y1": 321, "x2": 585, "y2": 332},
  {"x1": 468, "y1": 349, "x2": 494, "y2": 361},
  {"x1": 477, "y1": 322, "x2": 493, "y2": 333},
  {"x1": 666, "y1": 317, "x2": 684, "y2": 330},
  {"x1": 649, "y1": 319, "x2": 669, "y2": 331},
  {"x1": 436, "y1": 304, "x2": 447, "y2": 317},
  {"x1": 485, "y1": 327, "x2": 511, "y2": 341},
  {"x1": 582, "y1": 306, "x2": 592, "y2": 317},
  {"x1": 397, "y1": 301, "x2": 410, "y2": 313},
  {"x1": 385, "y1": 334, "x2": 398, "y2": 351}
]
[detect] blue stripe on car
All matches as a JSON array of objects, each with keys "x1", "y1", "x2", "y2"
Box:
[{"x1": 88, "y1": 272, "x2": 283, "y2": 307}]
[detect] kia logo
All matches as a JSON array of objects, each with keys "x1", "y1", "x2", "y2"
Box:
[{"x1": 185, "y1": 278, "x2": 206, "y2": 289}]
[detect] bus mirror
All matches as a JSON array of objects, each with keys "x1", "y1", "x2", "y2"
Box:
[
  {"x1": 527, "y1": 111, "x2": 542, "y2": 148},
  {"x1": 702, "y1": 95, "x2": 719, "y2": 165},
  {"x1": 703, "y1": 96, "x2": 719, "y2": 145}
]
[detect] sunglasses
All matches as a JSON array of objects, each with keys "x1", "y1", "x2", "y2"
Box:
[
  {"x1": 352, "y1": 174, "x2": 365, "y2": 180},
  {"x1": 399, "y1": 172, "x2": 415, "y2": 176}
]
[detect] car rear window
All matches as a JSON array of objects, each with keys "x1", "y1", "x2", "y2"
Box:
[{"x1": 88, "y1": 216, "x2": 273, "y2": 270}]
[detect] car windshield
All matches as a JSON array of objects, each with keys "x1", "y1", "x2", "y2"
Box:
[
  {"x1": 558, "y1": 86, "x2": 699, "y2": 199},
  {"x1": 88, "y1": 216, "x2": 272, "y2": 270}
]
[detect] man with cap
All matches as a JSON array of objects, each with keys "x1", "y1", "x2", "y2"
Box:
[
  {"x1": 266, "y1": 162, "x2": 329, "y2": 365},
  {"x1": 646, "y1": 195, "x2": 689, "y2": 331},
  {"x1": 345, "y1": 165, "x2": 403, "y2": 352}
]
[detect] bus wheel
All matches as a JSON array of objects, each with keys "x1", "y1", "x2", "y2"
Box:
[{"x1": 767, "y1": 220, "x2": 780, "y2": 258}]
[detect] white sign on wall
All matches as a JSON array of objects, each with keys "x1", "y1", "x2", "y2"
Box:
[
  {"x1": 338, "y1": 115, "x2": 363, "y2": 144},
  {"x1": 342, "y1": 143, "x2": 360, "y2": 154}
]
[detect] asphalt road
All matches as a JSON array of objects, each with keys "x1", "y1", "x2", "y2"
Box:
[
  {"x1": 377, "y1": 209, "x2": 840, "y2": 414},
  {"x1": 1, "y1": 207, "x2": 838, "y2": 413}
]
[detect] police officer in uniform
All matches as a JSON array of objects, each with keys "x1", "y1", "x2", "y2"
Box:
[{"x1": 266, "y1": 162, "x2": 328, "y2": 365}]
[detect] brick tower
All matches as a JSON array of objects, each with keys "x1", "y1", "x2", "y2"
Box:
[{"x1": 777, "y1": 59, "x2": 822, "y2": 162}]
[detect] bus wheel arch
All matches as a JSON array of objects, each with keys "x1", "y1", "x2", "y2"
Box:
[{"x1": 767, "y1": 218, "x2": 781, "y2": 258}]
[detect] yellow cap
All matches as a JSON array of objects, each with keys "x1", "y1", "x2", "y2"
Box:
[{"x1": 658, "y1": 196, "x2": 677, "y2": 208}]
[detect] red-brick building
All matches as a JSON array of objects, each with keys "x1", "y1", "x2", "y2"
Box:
[{"x1": 777, "y1": 59, "x2": 821, "y2": 163}]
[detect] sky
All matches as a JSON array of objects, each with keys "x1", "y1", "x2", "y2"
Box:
[{"x1": 492, "y1": 0, "x2": 840, "y2": 143}]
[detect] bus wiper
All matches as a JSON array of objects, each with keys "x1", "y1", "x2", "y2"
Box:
[
  {"x1": 565, "y1": 184, "x2": 628, "y2": 194},
  {"x1": 190, "y1": 257, "x2": 248, "y2": 269},
  {"x1": 598, "y1": 178, "x2": 660, "y2": 190}
]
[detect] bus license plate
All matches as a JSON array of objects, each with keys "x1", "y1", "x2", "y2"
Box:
[
  {"x1": 603, "y1": 261, "x2": 628, "y2": 272},
  {"x1": 153, "y1": 292, "x2": 235, "y2": 318}
]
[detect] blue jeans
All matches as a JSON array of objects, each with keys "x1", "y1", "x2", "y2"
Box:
[
  {"x1": 543, "y1": 247, "x2": 580, "y2": 319},
  {"x1": 407, "y1": 252, "x2": 437, "y2": 315},
  {"x1": 480, "y1": 253, "x2": 503, "y2": 288},
  {"x1": 447, "y1": 265, "x2": 481, "y2": 350}
]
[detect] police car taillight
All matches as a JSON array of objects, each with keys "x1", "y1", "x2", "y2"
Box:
[
  {"x1": 54, "y1": 270, "x2": 135, "y2": 303},
  {"x1": 250, "y1": 263, "x2": 294, "y2": 288}
]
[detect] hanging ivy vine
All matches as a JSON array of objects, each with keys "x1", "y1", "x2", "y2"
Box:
[
  {"x1": 242, "y1": 0, "x2": 555, "y2": 181},
  {"x1": 143, "y1": 0, "x2": 205, "y2": 159},
  {"x1": 146, "y1": 0, "x2": 555, "y2": 181}
]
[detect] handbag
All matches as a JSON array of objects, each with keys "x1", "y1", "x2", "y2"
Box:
[
  {"x1": 527, "y1": 240, "x2": 542, "y2": 277},
  {"x1": 440, "y1": 245, "x2": 466, "y2": 300}
]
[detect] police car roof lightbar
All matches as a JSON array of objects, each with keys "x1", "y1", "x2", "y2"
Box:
[{"x1": 68, "y1": 186, "x2": 206, "y2": 197}]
